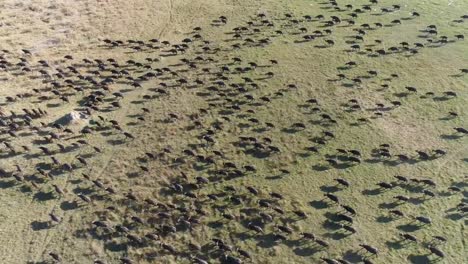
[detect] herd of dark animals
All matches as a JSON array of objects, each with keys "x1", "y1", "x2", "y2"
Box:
[{"x1": 0, "y1": 0, "x2": 467, "y2": 263}]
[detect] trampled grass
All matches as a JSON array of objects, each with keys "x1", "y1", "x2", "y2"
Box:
[{"x1": 0, "y1": 0, "x2": 466, "y2": 263}]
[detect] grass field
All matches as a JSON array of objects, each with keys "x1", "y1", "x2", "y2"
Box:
[{"x1": 0, "y1": 0, "x2": 466, "y2": 263}]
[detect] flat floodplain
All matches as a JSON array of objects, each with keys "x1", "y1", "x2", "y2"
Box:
[{"x1": 0, "y1": 0, "x2": 466, "y2": 263}]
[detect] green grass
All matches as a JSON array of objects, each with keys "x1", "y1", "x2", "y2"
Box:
[{"x1": 0, "y1": 0, "x2": 467, "y2": 263}]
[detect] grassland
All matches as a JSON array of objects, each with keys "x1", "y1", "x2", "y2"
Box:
[{"x1": 0, "y1": 0, "x2": 466, "y2": 263}]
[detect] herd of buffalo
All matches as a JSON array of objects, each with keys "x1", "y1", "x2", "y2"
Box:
[{"x1": 0, "y1": 0, "x2": 466, "y2": 263}]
